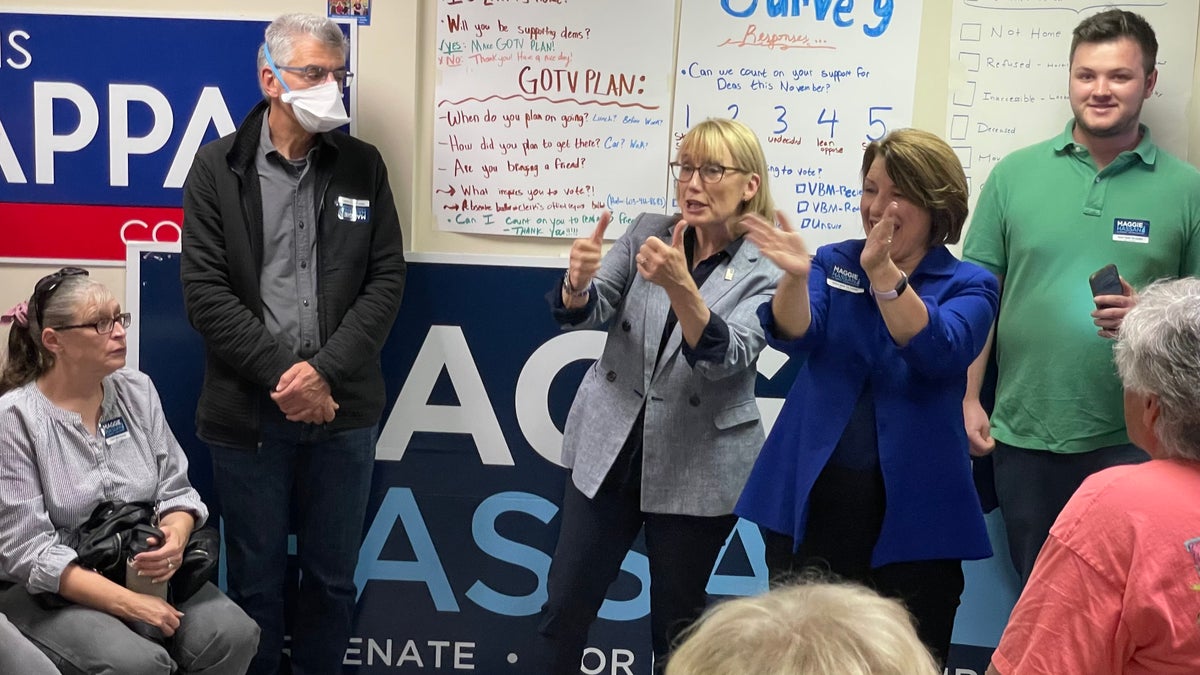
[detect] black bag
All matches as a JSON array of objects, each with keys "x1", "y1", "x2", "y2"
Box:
[
  {"x1": 171, "y1": 525, "x2": 219, "y2": 603},
  {"x1": 37, "y1": 500, "x2": 219, "y2": 607},
  {"x1": 75, "y1": 501, "x2": 159, "y2": 582}
]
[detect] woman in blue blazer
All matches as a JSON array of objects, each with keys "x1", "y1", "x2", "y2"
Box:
[
  {"x1": 533, "y1": 119, "x2": 781, "y2": 673},
  {"x1": 737, "y1": 129, "x2": 999, "y2": 665}
]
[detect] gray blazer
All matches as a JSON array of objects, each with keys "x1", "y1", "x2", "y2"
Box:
[{"x1": 559, "y1": 213, "x2": 781, "y2": 516}]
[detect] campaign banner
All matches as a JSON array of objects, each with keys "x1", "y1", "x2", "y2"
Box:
[
  {"x1": 0, "y1": 12, "x2": 354, "y2": 264},
  {"x1": 132, "y1": 249, "x2": 1006, "y2": 673}
]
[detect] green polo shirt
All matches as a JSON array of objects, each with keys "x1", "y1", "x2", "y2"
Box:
[{"x1": 964, "y1": 121, "x2": 1200, "y2": 454}]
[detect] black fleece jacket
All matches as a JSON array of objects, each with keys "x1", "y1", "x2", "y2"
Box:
[{"x1": 181, "y1": 100, "x2": 406, "y2": 448}]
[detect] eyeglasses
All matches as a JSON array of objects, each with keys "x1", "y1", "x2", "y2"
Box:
[
  {"x1": 54, "y1": 312, "x2": 132, "y2": 335},
  {"x1": 32, "y1": 267, "x2": 89, "y2": 328},
  {"x1": 668, "y1": 162, "x2": 750, "y2": 184},
  {"x1": 276, "y1": 64, "x2": 354, "y2": 90}
]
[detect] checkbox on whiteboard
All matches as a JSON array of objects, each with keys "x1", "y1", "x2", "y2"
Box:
[
  {"x1": 953, "y1": 146, "x2": 973, "y2": 169},
  {"x1": 959, "y1": 51, "x2": 981, "y2": 72},
  {"x1": 950, "y1": 115, "x2": 969, "y2": 140},
  {"x1": 960, "y1": 23, "x2": 982, "y2": 41},
  {"x1": 953, "y1": 81, "x2": 977, "y2": 107},
  {"x1": 795, "y1": 183, "x2": 807, "y2": 195}
]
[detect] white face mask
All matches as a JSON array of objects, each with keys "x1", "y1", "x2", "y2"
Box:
[{"x1": 281, "y1": 80, "x2": 350, "y2": 134}]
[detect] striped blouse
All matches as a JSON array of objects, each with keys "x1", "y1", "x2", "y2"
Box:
[{"x1": 0, "y1": 368, "x2": 207, "y2": 594}]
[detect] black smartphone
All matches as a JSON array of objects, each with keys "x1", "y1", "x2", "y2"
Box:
[{"x1": 1089, "y1": 263, "x2": 1122, "y2": 298}]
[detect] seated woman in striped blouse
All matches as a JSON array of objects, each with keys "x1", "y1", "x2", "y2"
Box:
[{"x1": 0, "y1": 268, "x2": 258, "y2": 674}]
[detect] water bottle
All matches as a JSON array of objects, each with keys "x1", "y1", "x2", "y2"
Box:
[{"x1": 125, "y1": 526, "x2": 168, "y2": 641}]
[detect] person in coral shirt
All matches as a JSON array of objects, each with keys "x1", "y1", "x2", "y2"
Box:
[{"x1": 988, "y1": 277, "x2": 1200, "y2": 675}]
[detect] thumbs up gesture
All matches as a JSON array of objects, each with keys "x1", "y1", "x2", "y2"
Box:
[
  {"x1": 637, "y1": 220, "x2": 692, "y2": 289},
  {"x1": 566, "y1": 210, "x2": 611, "y2": 296}
]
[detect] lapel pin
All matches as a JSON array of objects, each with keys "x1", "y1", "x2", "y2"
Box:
[{"x1": 725, "y1": 268, "x2": 735, "y2": 281}]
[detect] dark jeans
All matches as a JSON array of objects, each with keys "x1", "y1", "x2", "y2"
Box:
[
  {"x1": 532, "y1": 478, "x2": 737, "y2": 674},
  {"x1": 210, "y1": 414, "x2": 377, "y2": 675},
  {"x1": 993, "y1": 440, "x2": 1148, "y2": 584},
  {"x1": 763, "y1": 464, "x2": 964, "y2": 666}
]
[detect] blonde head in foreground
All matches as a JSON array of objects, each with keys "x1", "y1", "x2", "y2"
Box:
[{"x1": 666, "y1": 582, "x2": 939, "y2": 675}]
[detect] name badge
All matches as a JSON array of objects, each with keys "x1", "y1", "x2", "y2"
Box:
[
  {"x1": 826, "y1": 264, "x2": 865, "y2": 294},
  {"x1": 100, "y1": 416, "x2": 131, "y2": 444},
  {"x1": 336, "y1": 196, "x2": 371, "y2": 223},
  {"x1": 1112, "y1": 218, "x2": 1149, "y2": 243}
]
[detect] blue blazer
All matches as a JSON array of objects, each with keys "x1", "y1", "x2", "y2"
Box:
[
  {"x1": 736, "y1": 240, "x2": 998, "y2": 566},
  {"x1": 558, "y1": 213, "x2": 781, "y2": 517}
]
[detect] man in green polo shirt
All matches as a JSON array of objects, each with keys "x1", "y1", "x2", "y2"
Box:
[{"x1": 962, "y1": 9, "x2": 1200, "y2": 584}]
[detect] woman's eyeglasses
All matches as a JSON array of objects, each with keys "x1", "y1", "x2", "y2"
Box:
[
  {"x1": 668, "y1": 162, "x2": 750, "y2": 184},
  {"x1": 53, "y1": 312, "x2": 132, "y2": 335}
]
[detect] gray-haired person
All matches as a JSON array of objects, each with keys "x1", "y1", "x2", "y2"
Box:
[
  {"x1": 0, "y1": 271, "x2": 257, "y2": 674},
  {"x1": 181, "y1": 12, "x2": 405, "y2": 674},
  {"x1": 989, "y1": 277, "x2": 1200, "y2": 674}
]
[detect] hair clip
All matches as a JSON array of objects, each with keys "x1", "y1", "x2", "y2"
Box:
[{"x1": 1, "y1": 301, "x2": 29, "y2": 327}]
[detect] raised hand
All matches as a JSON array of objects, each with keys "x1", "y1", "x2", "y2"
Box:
[
  {"x1": 743, "y1": 210, "x2": 811, "y2": 278},
  {"x1": 566, "y1": 211, "x2": 611, "y2": 294},
  {"x1": 861, "y1": 201, "x2": 899, "y2": 275}
]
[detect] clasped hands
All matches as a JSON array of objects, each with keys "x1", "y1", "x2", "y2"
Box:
[{"x1": 271, "y1": 360, "x2": 338, "y2": 423}]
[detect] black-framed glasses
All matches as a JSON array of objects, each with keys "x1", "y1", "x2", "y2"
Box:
[
  {"x1": 54, "y1": 312, "x2": 132, "y2": 335},
  {"x1": 276, "y1": 64, "x2": 354, "y2": 90},
  {"x1": 32, "y1": 267, "x2": 89, "y2": 328},
  {"x1": 668, "y1": 162, "x2": 750, "y2": 184}
]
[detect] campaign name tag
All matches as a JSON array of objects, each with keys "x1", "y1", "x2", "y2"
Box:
[
  {"x1": 826, "y1": 264, "x2": 865, "y2": 294},
  {"x1": 99, "y1": 416, "x2": 131, "y2": 443},
  {"x1": 336, "y1": 196, "x2": 371, "y2": 223},
  {"x1": 1113, "y1": 218, "x2": 1149, "y2": 243}
]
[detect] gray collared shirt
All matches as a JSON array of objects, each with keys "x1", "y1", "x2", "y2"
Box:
[
  {"x1": 0, "y1": 369, "x2": 208, "y2": 594},
  {"x1": 256, "y1": 114, "x2": 321, "y2": 358}
]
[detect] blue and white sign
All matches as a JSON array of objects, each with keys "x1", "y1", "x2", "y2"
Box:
[{"x1": 132, "y1": 249, "x2": 1011, "y2": 673}]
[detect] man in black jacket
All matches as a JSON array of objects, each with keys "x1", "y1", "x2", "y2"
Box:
[{"x1": 180, "y1": 13, "x2": 405, "y2": 675}]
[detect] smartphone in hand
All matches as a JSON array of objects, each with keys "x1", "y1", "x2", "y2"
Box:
[{"x1": 1089, "y1": 264, "x2": 1123, "y2": 306}]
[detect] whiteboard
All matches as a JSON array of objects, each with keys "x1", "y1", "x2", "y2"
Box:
[
  {"x1": 945, "y1": 0, "x2": 1199, "y2": 208},
  {"x1": 673, "y1": 0, "x2": 925, "y2": 250},
  {"x1": 433, "y1": 0, "x2": 676, "y2": 239},
  {"x1": 431, "y1": 1, "x2": 925, "y2": 245}
]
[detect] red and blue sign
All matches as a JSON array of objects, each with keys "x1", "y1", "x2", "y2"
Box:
[{"x1": 0, "y1": 12, "x2": 352, "y2": 263}]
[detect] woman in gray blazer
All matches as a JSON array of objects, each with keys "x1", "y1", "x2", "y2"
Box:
[{"x1": 532, "y1": 118, "x2": 781, "y2": 673}]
